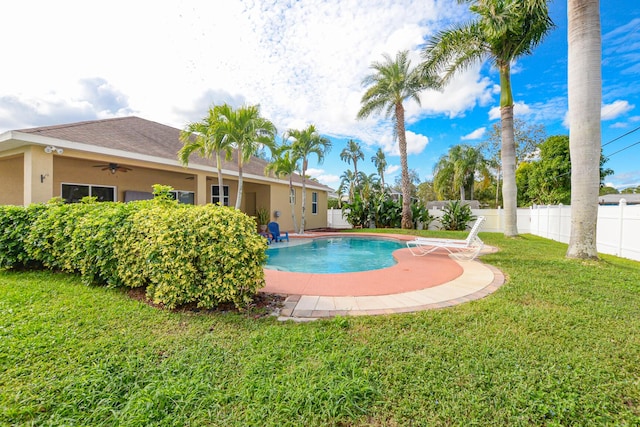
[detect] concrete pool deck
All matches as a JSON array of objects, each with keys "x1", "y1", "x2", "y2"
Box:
[{"x1": 260, "y1": 232, "x2": 504, "y2": 321}]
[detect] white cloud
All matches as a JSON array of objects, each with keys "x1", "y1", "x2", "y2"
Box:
[
  {"x1": 461, "y1": 127, "x2": 486, "y2": 140},
  {"x1": 306, "y1": 168, "x2": 340, "y2": 187},
  {"x1": 488, "y1": 101, "x2": 533, "y2": 121},
  {"x1": 378, "y1": 130, "x2": 429, "y2": 157},
  {"x1": 0, "y1": 0, "x2": 482, "y2": 140},
  {"x1": 601, "y1": 100, "x2": 634, "y2": 120},
  {"x1": 417, "y1": 67, "x2": 495, "y2": 120},
  {"x1": 562, "y1": 100, "x2": 636, "y2": 128},
  {"x1": 386, "y1": 165, "x2": 401, "y2": 176}
]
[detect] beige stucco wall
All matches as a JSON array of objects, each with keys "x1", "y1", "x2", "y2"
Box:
[
  {"x1": 270, "y1": 183, "x2": 328, "y2": 232},
  {"x1": 0, "y1": 155, "x2": 24, "y2": 205},
  {"x1": 52, "y1": 156, "x2": 196, "y2": 202}
]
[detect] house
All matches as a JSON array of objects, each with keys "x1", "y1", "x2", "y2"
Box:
[
  {"x1": 0, "y1": 116, "x2": 332, "y2": 232},
  {"x1": 426, "y1": 200, "x2": 481, "y2": 210},
  {"x1": 598, "y1": 194, "x2": 640, "y2": 205}
]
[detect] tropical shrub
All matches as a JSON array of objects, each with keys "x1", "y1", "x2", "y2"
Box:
[
  {"x1": 375, "y1": 197, "x2": 402, "y2": 228},
  {"x1": 342, "y1": 197, "x2": 368, "y2": 227},
  {"x1": 0, "y1": 203, "x2": 47, "y2": 269},
  {"x1": 411, "y1": 203, "x2": 435, "y2": 230},
  {"x1": 114, "y1": 202, "x2": 267, "y2": 309},
  {"x1": 440, "y1": 200, "x2": 476, "y2": 231},
  {"x1": 3, "y1": 192, "x2": 267, "y2": 309}
]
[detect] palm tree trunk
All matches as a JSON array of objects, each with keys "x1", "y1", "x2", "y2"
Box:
[
  {"x1": 215, "y1": 152, "x2": 225, "y2": 206},
  {"x1": 289, "y1": 176, "x2": 297, "y2": 233},
  {"x1": 495, "y1": 166, "x2": 501, "y2": 208},
  {"x1": 235, "y1": 148, "x2": 243, "y2": 210},
  {"x1": 499, "y1": 63, "x2": 519, "y2": 237},
  {"x1": 300, "y1": 159, "x2": 308, "y2": 234},
  {"x1": 566, "y1": 0, "x2": 601, "y2": 259},
  {"x1": 396, "y1": 103, "x2": 413, "y2": 229}
]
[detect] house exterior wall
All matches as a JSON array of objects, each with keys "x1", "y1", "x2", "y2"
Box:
[
  {"x1": 0, "y1": 154, "x2": 24, "y2": 205},
  {"x1": 52, "y1": 155, "x2": 196, "y2": 202},
  {"x1": 0, "y1": 138, "x2": 329, "y2": 231},
  {"x1": 269, "y1": 183, "x2": 328, "y2": 232}
]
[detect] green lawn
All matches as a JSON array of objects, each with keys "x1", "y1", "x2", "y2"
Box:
[{"x1": 1, "y1": 233, "x2": 639, "y2": 426}]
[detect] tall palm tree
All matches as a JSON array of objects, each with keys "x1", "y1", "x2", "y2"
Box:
[
  {"x1": 265, "y1": 145, "x2": 300, "y2": 233},
  {"x1": 215, "y1": 104, "x2": 277, "y2": 210},
  {"x1": 371, "y1": 147, "x2": 387, "y2": 191},
  {"x1": 422, "y1": 0, "x2": 554, "y2": 236},
  {"x1": 566, "y1": 0, "x2": 601, "y2": 259},
  {"x1": 358, "y1": 50, "x2": 439, "y2": 229},
  {"x1": 285, "y1": 125, "x2": 332, "y2": 234},
  {"x1": 178, "y1": 106, "x2": 234, "y2": 205},
  {"x1": 340, "y1": 139, "x2": 364, "y2": 188}
]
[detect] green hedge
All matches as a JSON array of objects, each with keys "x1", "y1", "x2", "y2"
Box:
[{"x1": 0, "y1": 198, "x2": 267, "y2": 309}]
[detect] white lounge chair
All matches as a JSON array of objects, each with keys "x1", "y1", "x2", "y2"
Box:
[{"x1": 406, "y1": 216, "x2": 486, "y2": 260}]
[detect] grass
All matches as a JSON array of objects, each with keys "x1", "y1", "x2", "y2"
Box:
[{"x1": 1, "y1": 232, "x2": 639, "y2": 426}]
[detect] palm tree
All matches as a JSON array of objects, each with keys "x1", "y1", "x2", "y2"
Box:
[
  {"x1": 215, "y1": 104, "x2": 277, "y2": 210},
  {"x1": 566, "y1": 0, "x2": 601, "y2": 259},
  {"x1": 265, "y1": 145, "x2": 300, "y2": 233},
  {"x1": 433, "y1": 146, "x2": 464, "y2": 201},
  {"x1": 340, "y1": 139, "x2": 364, "y2": 188},
  {"x1": 285, "y1": 125, "x2": 332, "y2": 234},
  {"x1": 357, "y1": 50, "x2": 439, "y2": 229},
  {"x1": 371, "y1": 148, "x2": 387, "y2": 191},
  {"x1": 358, "y1": 172, "x2": 380, "y2": 204},
  {"x1": 339, "y1": 169, "x2": 359, "y2": 202},
  {"x1": 434, "y1": 144, "x2": 488, "y2": 201},
  {"x1": 178, "y1": 106, "x2": 233, "y2": 205},
  {"x1": 422, "y1": 0, "x2": 554, "y2": 236}
]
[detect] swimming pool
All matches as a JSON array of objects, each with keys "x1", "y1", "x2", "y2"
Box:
[{"x1": 265, "y1": 236, "x2": 404, "y2": 273}]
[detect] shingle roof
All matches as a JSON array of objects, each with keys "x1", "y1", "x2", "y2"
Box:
[{"x1": 18, "y1": 116, "x2": 331, "y2": 190}]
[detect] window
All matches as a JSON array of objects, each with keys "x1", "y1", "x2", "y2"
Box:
[
  {"x1": 212, "y1": 185, "x2": 230, "y2": 206},
  {"x1": 169, "y1": 190, "x2": 195, "y2": 205},
  {"x1": 289, "y1": 188, "x2": 296, "y2": 204},
  {"x1": 312, "y1": 192, "x2": 318, "y2": 214},
  {"x1": 61, "y1": 183, "x2": 115, "y2": 203}
]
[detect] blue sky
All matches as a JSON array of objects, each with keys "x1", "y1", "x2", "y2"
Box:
[{"x1": 1, "y1": 1, "x2": 639, "y2": 190}]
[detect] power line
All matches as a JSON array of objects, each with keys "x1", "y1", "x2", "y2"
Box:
[
  {"x1": 602, "y1": 124, "x2": 640, "y2": 148},
  {"x1": 605, "y1": 139, "x2": 640, "y2": 158}
]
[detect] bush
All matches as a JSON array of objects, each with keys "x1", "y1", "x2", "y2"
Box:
[
  {"x1": 0, "y1": 203, "x2": 47, "y2": 269},
  {"x1": 114, "y1": 202, "x2": 267, "y2": 309},
  {"x1": 5, "y1": 196, "x2": 267, "y2": 310},
  {"x1": 440, "y1": 200, "x2": 476, "y2": 231}
]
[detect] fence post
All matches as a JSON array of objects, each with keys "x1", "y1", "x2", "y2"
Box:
[
  {"x1": 557, "y1": 203, "x2": 563, "y2": 241},
  {"x1": 618, "y1": 199, "x2": 627, "y2": 257}
]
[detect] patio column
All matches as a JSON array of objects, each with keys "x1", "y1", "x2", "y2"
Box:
[
  {"x1": 24, "y1": 146, "x2": 54, "y2": 205},
  {"x1": 195, "y1": 173, "x2": 207, "y2": 205}
]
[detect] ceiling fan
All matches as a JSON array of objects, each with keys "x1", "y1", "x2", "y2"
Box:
[{"x1": 94, "y1": 163, "x2": 132, "y2": 174}]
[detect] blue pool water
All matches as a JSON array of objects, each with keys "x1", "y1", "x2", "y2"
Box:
[{"x1": 266, "y1": 237, "x2": 404, "y2": 273}]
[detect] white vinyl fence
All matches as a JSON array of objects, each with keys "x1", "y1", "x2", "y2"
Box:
[
  {"x1": 328, "y1": 201, "x2": 640, "y2": 261},
  {"x1": 529, "y1": 201, "x2": 640, "y2": 261}
]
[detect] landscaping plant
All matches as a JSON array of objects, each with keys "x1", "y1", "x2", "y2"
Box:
[{"x1": 440, "y1": 200, "x2": 476, "y2": 231}]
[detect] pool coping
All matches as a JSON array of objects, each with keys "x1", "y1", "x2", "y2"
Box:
[{"x1": 259, "y1": 232, "x2": 505, "y2": 321}]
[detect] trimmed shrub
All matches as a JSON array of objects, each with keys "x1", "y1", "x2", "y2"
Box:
[
  {"x1": 114, "y1": 201, "x2": 267, "y2": 309},
  {"x1": 4, "y1": 195, "x2": 266, "y2": 310},
  {"x1": 68, "y1": 200, "x2": 145, "y2": 287},
  {"x1": 0, "y1": 203, "x2": 47, "y2": 269}
]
